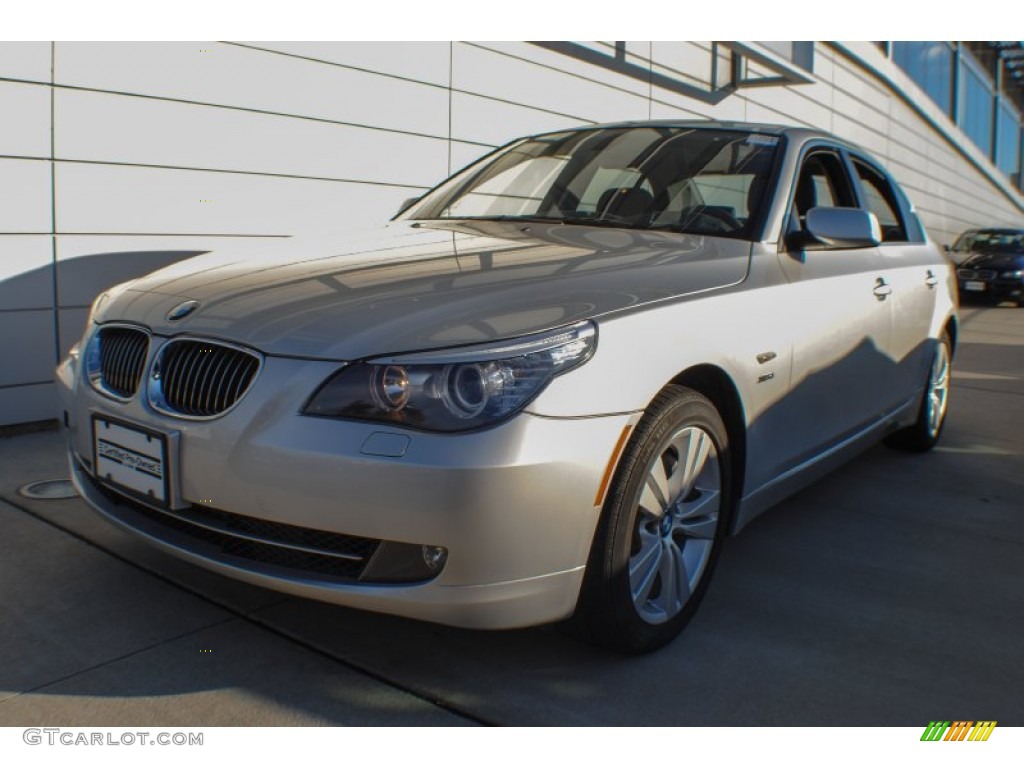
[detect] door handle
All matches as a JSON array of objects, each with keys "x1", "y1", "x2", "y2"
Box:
[
  {"x1": 873, "y1": 277, "x2": 892, "y2": 300},
  {"x1": 925, "y1": 270, "x2": 939, "y2": 288}
]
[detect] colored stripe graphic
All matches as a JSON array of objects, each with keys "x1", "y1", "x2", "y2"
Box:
[
  {"x1": 944, "y1": 721, "x2": 972, "y2": 741},
  {"x1": 920, "y1": 720, "x2": 996, "y2": 741},
  {"x1": 969, "y1": 722, "x2": 997, "y2": 741}
]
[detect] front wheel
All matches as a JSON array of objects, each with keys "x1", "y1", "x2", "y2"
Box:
[
  {"x1": 573, "y1": 385, "x2": 733, "y2": 654},
  {"x1": 884, "y1": 331, "x2": 952, "y2": 452}
]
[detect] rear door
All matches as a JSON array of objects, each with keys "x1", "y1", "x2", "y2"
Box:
[{"x1": 849, "y1": 155, "x2": 938, "y2": 406}]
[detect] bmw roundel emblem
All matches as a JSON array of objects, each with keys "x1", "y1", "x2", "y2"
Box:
[{"x1": 167, "y1": 300, "x2": 200, "y2": 321}]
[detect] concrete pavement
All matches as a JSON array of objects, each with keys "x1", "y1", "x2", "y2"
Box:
[{"x1": 0, "y1": 304, "x2": 1021, "y2": 726}]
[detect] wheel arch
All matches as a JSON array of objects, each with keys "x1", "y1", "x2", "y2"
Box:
[
  {"x1": 944, "y1": 314, "x2": 958, "y2": 355},
  {"x1": 668, "y1": 364, "x2": 747, "y2": 533}
]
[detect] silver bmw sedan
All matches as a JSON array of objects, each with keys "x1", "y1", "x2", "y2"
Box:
[{"x1": 55, "y1": 122, "x2": 957, "y2": 653}]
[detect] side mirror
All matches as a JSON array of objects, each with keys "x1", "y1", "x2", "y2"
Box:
[
  {"x1": 394, "y1": 196, "x2": 421, "y2": 218},
  {"x1": 801, "y1": 207, "x2": 881, "y2": 249}
]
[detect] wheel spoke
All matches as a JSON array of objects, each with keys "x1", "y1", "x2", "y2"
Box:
[
  {"x1": 669, "y1": 428, "x2": 711, "y2": 502},
  {"x1": 674, "y1": 489, "x2": 720, "y2": 539},
  {"x1": 630, "y1": 531, "x2": 662, "y2": 606},
  {"x1": 657, "y1": 539, "x2": 689, "y2": 615},
  {"x1": 682, "y1": 539, "x2": 712, "y2": 587},
  {"x1": 675, "y1": 516, "x2": 718, "y2": 540},
  {"x1": 647, "y1": 456, "x2": 671, "y2": 512},
  {"x1": 677, "y1": 487, "x2": 720, "y2": 520},
  {"x1": 638, "y1": 476, "x2": 667, "y2": 516}
]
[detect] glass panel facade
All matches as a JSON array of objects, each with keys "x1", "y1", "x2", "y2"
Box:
[
  {"x1": 754, "y1": 41, "x2": 814, "y2": 71},
  {"x1": 995, "y1": 99, "x2": 1022, "y2": 183},
  {"x1": 757, "y1": 41, "x2": 793, "y2": 60},
  {"x1": 959, "y1": 53, "x2": 994, "y2": 158},
  {"x1": 888, "y1": 41, "x2": 1024, "y2": 189},
  {"x1": 892, "y1": 42, "x2": 954, "y2": 116}
]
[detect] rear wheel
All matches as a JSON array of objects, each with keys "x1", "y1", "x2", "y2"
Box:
[
  {"x1": 574, "y1": 385, "x2": 733, "y2": 654},
  {"x1": 884, "y1": 331, "x2": 952, "y2": 452}
]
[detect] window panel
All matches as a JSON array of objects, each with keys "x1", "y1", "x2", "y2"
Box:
[
  {"x1": 959, "y1": 53, "x2": 995, "y2": 157},
  {"x1": 754, "y1": 41, "x2": 814, "y2": 71},
  {"x1": 892, "y1": 41, "x2": 954, "y2": 117},
  {"x1": 853, "y1": 160, "x2": 908, "y2": 243},
  {"x1": 791, "y1": 152, "x2": 855, "y2": 225},
  {"x1": 995, "y1": 99, "x2": 1022, "y2": 182}
]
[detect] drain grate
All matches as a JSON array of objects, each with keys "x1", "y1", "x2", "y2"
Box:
[{"x1": 17, "y1": 479, "x2": 78, "y2": 500}]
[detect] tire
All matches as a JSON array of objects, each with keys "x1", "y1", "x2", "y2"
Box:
[
  {"x1": 884, "y1": 331, "x2": 952, "y2": 453},
  {"x1": 573, "y1": 385, "x2": 733, "y2": 654}
]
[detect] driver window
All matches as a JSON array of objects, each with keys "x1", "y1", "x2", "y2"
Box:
[
  {"x1": 851, "y1": 160, "x2": 908, "y2": 243},
  {"x1": 791, "y1": 151, "x2": 856, "y2": 228}
]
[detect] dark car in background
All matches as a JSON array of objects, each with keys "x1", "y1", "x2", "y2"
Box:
[{"x1": 953, "y1": 229, "x2": 1024, "y2": 305}]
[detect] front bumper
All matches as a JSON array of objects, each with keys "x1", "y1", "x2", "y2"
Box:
[
  {"x1": 56, "y1": 349, "x2": 633, "y2": 629},
  {"x1": 957, "y1": 276, "x2": 1024, "y2": 303}
]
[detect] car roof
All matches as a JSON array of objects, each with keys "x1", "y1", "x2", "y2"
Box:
[
  {"x1": 528, "y1": 119, "x2": 838, "y2": 143},
  {"x1": 524, "y1": 119, "x2": 865, "y2": 157},
  {"x1": 960, "y1": 227, "x2": 1024, "y2": 235}
]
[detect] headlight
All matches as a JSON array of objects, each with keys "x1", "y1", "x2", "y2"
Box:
[
  {"x1": 303, "y1": 321, "x2": 597, "y2": 432},
  {"x1": 1000, "y1": 269, "x2": 1023, "y2": 279},
  {"x1": 83, "y1": 329, "x2": 103, "y2": 391}
]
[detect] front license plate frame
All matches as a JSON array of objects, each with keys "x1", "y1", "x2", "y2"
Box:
[
  {"x1": 964, "y1": 280, "x2": 987, "y2": 292},
  {"x1": 92, "y1": 415, "x2": 170, "y2": 508}
]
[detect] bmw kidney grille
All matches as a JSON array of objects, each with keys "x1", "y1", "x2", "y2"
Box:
[{"x1": 149, "y1": 339, "x2": 261, "y2": 418}]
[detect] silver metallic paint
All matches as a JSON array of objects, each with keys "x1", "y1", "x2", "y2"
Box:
[
  {"x1": 92, "y1": 222, "x2": 749, "y2": 361},
  {"x1": 56, "y1": 123, "x2": 958, "y2": 630}
]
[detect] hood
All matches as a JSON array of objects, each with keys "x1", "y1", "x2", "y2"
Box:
[
  {"x1": 960, "y1": 250, "x2": 1024, "y2": 271},
  {"x1": 97, "y1": 221, "x2": 751, "y2": 360}
]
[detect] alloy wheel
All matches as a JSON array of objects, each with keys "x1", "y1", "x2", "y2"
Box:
[
  {"x1": 927, "y1": 341, "x2": 951, "y2": 437},
  {"x1": 628, "y1": 425, "x2": 721, "y2": 625}
]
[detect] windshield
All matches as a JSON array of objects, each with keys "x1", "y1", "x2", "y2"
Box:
[
  {"x1": 407, "y1": 126, "x2": 781, "y2": 239},
  {"x1": 952, "y1": 231, "x2": 1024, "y2": 253}
]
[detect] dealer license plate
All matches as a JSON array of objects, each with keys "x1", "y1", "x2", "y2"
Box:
[{"x1": 93, "y1": 417, "x2": 168, "y2": 505}]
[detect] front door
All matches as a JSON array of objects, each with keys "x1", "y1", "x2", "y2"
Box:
[{"x1": 762, "y1": 149, "x2": 894, "y2": 476}]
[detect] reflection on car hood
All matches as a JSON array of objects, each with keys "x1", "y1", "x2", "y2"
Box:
[
  {"x1": 960, "y1": 251, "x2": 1024, "y2": 270},
  {"x1": 97, "y1": 221, "x2": 751, "y2": 360}
]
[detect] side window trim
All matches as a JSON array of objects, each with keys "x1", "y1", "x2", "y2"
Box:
[
  {"x1": 838, "y1": 148, "x2": 865, "y2": 208},
  {"x1": 847, "y1": 153, "x2": 923, "y2": 244},
  {"x1": 780, "y1": 141, "x2": 857, "y2": 246}
]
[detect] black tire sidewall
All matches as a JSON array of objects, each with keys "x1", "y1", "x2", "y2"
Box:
[
  {"x1": 580, "y1": 386, "x2": 733, "y2": 653},
  {"x1": 885, "y1": 331, "x2": 952, "y2": 452},
  {"x1": 927, "y1": 333, "x2": 953, "y2": 442}
]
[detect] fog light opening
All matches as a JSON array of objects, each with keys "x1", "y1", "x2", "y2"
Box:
[{"x1": 422, "y1": 545, "x2": 448, "y2": 572}]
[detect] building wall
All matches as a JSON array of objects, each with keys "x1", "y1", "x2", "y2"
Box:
[{"x1": 1, "y1": 40, "x2": 1023, "y2": 426}]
